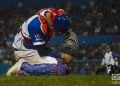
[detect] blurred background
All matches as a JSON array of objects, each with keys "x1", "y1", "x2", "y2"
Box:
[{"x1": 0, "y1": 0, "x2": 120, "y2": 75}]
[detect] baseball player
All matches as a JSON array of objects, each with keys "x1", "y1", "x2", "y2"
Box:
[
  {"x1": 101, "y1": 45, "x2": 118, "y2": 74},
  {"x1": 6, "y1": 8, "x2": 73, "y2": 76}
]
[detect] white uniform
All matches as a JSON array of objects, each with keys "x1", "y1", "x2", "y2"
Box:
[
  {"x1": 101, "y1": 51, "x2": 118, "y2": 74},
  {"x1": 101, "y1": 51, "x2": 115, "y2": 66}
]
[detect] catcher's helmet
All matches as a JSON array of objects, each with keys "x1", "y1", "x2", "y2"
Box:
[
  {"x1": 50, "y1": 9, "x2": 70, "y2": 33},
  {"x1": 54, "y1": 14, "x2": 70, "y2": 33}
]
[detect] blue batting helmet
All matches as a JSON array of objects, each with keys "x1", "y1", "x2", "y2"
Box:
[{"x1": 54, "y1": 14, "x2": 70, "y2": 33}]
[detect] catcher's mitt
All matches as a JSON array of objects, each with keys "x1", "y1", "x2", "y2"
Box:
[{"x1": 62, "y1": 29, "x2": 79, "y2": 56}]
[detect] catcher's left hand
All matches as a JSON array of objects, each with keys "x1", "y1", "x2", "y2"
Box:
[{"x1": 61, "y1": 53, "x2": 73, "y2": 63}]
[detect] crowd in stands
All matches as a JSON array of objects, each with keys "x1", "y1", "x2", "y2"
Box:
[
  {"x1": 0, "y1": 0, "x2": 120, "y2": 74},
  {"x1": 67, "y1": 0, "x2": 120, "y2": 35}
]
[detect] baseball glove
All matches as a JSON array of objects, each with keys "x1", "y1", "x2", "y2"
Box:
[{"x1": 62, "y1": 29, "x2": 79, "y2": 56}]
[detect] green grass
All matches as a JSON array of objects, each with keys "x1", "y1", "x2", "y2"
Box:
[{"x1": 0, "y1": 75, "x2": 113, "y2": 86}]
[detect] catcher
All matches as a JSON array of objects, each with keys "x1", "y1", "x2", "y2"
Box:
[
  {"x1": 17, "y1": 29, "x2": 79, "y2": 75},
  {"x1": 6, "y1": 8, "x2": 78, "y2": 76}
]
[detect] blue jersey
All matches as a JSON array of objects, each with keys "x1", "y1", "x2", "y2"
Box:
[
  {"x1": 13, "y1": 9, "x2": 53, "y2": 50},
  {"x1": 12, "y1": 9, "x2": 61, "y2": 58}
]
